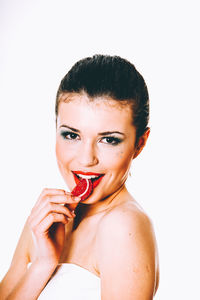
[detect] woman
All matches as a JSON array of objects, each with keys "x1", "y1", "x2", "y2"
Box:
[{"x1": 0, "y1": 55, "x2": 159, "y2": 299}]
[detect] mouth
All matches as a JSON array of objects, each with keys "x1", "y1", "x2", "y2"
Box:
[{"x1": 72, "y1": 171, "x2": 105, "y2": 189}]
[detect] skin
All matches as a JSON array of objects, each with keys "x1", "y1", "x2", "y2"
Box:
[
  {"x1": 56, "y1": 95, "x2": 140, "y2": 210},
  {"x1": 0, "y1": 93, "x2": 159, "y2": 299}
]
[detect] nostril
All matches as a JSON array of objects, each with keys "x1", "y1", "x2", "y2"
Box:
[
  {"x1": 78, "y1": 155, "x2": 99, "y2": 167},
  {"x1": 78, "y1": 147, "x2": 99, "y2": 166}
]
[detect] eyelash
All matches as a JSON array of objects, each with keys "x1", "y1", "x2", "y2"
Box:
[
  {"x1": 60, "y1": 131, "x2": 122, "y2": 146},
  {"x1": 101, "y1": 136, "x2": 122, "y2": 146},
  {"x1": 60, "y1": 131, "x2": 79, "y2": 140}
]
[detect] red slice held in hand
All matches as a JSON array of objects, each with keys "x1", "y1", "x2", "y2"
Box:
[{"x1": 71, "y1": 178, "x2": 93, "y2": 201}]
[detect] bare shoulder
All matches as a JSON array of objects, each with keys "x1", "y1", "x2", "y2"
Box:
[
  {"x1": 95, "y1": 197, "x2": 159, "y2": 299},
  {"x1": 98, "y1": 198, "x2": 155, "y2": 241}
]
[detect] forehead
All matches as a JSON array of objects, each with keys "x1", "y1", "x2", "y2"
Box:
[{"x1": 57, "y1": 93, "x2": 134, "y2": 131}]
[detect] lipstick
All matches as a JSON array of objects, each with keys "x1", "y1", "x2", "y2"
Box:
[{"x1": 72, "y1": 171, "x2": 104, "y2": 188}]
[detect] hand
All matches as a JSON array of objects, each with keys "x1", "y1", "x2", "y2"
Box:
[{"x1": 27, "y1": 188, "x2": 80, "y2": 267}]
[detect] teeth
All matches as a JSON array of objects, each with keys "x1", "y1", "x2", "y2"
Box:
[{"x1": 77, "y1": 174, "x2": 99, "y2": 179}]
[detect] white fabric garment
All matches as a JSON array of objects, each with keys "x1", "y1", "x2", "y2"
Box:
[{"x1": 36, "y1": 263, "x2": 101, "y2": 300}]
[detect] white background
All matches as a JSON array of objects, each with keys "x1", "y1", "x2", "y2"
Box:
[{"x1": 0, "y1": 0, "x2": 199, "y2": 299}]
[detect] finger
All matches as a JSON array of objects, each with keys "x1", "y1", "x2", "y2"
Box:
[
  {"x1": 29, "y1": 202, "x2": 75, "y2": 229},
  {"x1": 33, "y1": 193, "x2": 81, "y2": 213},
  {"x1": 33, "y1": 213, "x2": 69, "y2": 236},
  {"x1": 46, "y1": 193, "x2": 81, "y2": 204},
  {"x1": 67, "y1": 202, "x2": 80, "y2": 212},
  {"x1": 35, "y1": 188, "x2": 68, "y2": 208}
]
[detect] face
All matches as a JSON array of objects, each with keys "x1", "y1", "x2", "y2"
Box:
[{"x1": 56, "y1": 94, "x2": 138, "y2": 205}]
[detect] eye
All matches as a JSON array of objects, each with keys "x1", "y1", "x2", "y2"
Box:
[
  {"x1": 60, "y1": 131, "x2": 80, "y2": 140},
  {"x1": 101, "y1": 136, "x2": 122, "y2": 146}
]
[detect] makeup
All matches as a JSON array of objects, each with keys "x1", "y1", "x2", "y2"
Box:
[{"x1": 71, "y1": 171, "x2": 105, "y2": 200}]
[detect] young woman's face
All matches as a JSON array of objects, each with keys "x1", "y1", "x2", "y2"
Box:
[{"x1": 56, "y1": 94, "x2": 137, "y2": 204}]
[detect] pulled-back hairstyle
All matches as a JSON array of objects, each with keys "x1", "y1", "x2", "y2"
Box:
[{"x1": 56, "y1": 54, "x2": 149, "y2": 144}]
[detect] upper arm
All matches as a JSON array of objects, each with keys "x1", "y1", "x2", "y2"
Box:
[
  {"x1": 96, "y1": 209, "x2": 158, "y2": 300},
  {"x1": 0, "y1": 219, "x2": 31, "y2": 297}
]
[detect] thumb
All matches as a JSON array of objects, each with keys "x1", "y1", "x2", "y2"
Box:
[{"x1": 68, "y1": 202, "x2": 80, "y2": 211}]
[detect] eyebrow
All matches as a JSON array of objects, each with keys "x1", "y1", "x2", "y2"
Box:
[
  {"x1": 59, "y1": 125, "x2": 80, "y2": 133},
  {"x1": 59, "y1": 124, "x2": 125, "y2": 136}
]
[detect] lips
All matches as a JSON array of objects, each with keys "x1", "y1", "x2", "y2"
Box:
[{"x1": 72, "y1": 171, "x2": 104, "y2": 189}]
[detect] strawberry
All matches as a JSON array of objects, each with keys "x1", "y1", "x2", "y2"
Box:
[{"x1": 71, "y1": 178, "x2": 93, "y2": 201}]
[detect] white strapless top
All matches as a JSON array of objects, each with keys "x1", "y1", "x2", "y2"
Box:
[{"x1": 36, "y1": 263, "x2": 101, "y2": 300}]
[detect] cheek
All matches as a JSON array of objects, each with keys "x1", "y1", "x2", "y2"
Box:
[
  {"x1": 55, "y1": 140, "x2": 70, "y2": 164},
  {"x1": 104, "y1": 148, "x2": 134, "y2": 173},
  {"x1": 118, "y1": 150, "x2": 126, "y2": 159},
  {"x1": 118, "y1": 152, "x2": 133, "y2": 170},
  {"x1": 55, "y1": 140, "x2": 63, "y2": 162}
]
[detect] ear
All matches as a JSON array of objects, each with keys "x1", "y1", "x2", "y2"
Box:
[{"x1": 133, "y1": 128, "x2": 150, "y2": 159}]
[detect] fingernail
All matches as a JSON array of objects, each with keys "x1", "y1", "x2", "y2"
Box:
[
  {"x1": 71, "y1": 210, "x2": 76, "y2": 217},
  {"x1": 65, "y1": 191, "x2": 71, "y2": 195},
  {"x1": 72, "y1": 196, "x2": 81, "y2": 202}
]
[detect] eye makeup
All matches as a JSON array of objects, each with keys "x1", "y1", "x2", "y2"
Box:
[
  {"x1": 100, "y1": 136, "x2": 123, "y2": 146},
  {"x1": 60, "y1": 130, "x2": 79, "y2": 140},
  {"x1": 59, "y1": 124, "x2": 125, "y2": 146}
]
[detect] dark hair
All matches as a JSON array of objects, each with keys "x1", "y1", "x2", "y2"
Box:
[{"x1": 56, "y1": 54, "x2": 149, "y2": 143}]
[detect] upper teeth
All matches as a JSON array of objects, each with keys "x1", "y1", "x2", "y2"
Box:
[{"x1": 78, "y1": 174, "x2": 99, "y2": 179}]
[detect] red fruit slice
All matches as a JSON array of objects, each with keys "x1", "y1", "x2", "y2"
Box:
[{"x1": 71, "y1": 178, "x2": 93, "y2": 201}]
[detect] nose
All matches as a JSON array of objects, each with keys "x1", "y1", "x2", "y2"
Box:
[{"x1": 77, "y1": 141, "x2": 99, "y2": 167}]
